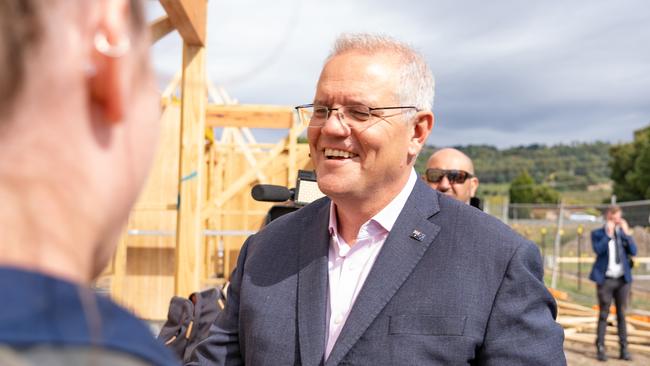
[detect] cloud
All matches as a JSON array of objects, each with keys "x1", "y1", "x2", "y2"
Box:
[{"x1": 148, "y1": 0, "x2": 650, "y2": 148}]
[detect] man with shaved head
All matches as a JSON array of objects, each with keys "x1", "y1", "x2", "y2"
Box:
[{"x1": 424, "y1": 148, "x2": 479, "y2": 205}]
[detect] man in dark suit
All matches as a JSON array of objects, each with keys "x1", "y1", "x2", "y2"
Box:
[
  {"x1": 589, "y1": 205, "x2": 638, "y2": 361},
  {"x1": 189, "y1": 33, "x2": 565, "y2": 365}
]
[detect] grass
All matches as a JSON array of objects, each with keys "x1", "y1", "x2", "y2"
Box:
[{"x1": 478, "y1": 186, "x2": 612, "y2": 206}]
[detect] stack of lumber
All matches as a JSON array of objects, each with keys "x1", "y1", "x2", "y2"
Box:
[{"x1": 556, "y1": 298, "x2": 650, "y2": 355}]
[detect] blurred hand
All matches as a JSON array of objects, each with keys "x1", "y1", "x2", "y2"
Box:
[
  {"x1": 606, "y1": 220, "x2": 616, "y2": 238},
  {"x1": 620, "y1": 219, "x2": 631, "y2": 236}
]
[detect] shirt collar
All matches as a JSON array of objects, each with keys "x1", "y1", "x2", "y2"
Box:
[{"x1": 328, "y1": 168, "x2": 418, "y2": 235}]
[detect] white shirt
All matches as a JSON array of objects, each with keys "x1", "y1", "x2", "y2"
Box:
[
  {"x1": 605, "y1": 231, "x2": 624, "y2": 278},
  {"x1": 325, "y1": 169, "x2": 418, "y2": 359}
]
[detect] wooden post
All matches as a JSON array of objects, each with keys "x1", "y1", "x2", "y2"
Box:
[
  {"x1": 288, "y1": 118, "x2": 298, "y2": 186},
  {"x1": 551, "y1": 200, "x2": 565, "y2": 289},
  {"x1": 174, "y1": 42, "x2": 206, "y2": 296},
  {"x1": 577, "y1": 225, "x2": 583, "y2": 291}
]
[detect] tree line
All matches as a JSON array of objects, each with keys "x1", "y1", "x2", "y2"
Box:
[
  {"x1": 416, "y1": 141, "x2": 612, "y2": 192},
  {"x1": 610, "y1": 126, "x2": 650, "y2": 201}
]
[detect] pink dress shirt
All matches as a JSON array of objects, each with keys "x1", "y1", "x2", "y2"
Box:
[{"x1": 325, "y1": 169, "x2": 418, "y2": 359}]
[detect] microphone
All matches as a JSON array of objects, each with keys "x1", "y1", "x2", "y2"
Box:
[{"x1": 251, "y1": 184, "x2": 293, "y2": 202}]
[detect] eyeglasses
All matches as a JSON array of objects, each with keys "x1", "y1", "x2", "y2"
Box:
[
  {"x1": 295, "y1": 104, "x2": 419, "y2": 130},
  {"x1": 425, "y1": 168, "x2": 474, "y2": 184}
]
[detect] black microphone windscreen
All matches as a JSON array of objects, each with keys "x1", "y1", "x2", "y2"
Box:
[{"x1": 251, "y1": 184, "x2": 292, "y2": 202}]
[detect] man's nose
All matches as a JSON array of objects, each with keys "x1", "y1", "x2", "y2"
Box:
[
  {"x1": 437, "y1": 176, "x2": 451, "y2": 191},
  {"x1": 321, "y1": 110, "x2": 351, "y2": 136}
]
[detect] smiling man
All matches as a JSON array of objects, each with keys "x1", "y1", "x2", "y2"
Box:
[{"x1": 189, "y1": 33, "x2": 565, "y2": 365}]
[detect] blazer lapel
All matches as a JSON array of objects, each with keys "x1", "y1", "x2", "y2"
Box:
[
  {"x1": 297, "y1": 200, "x2": 331, "y2": 366},
  {"x1": 325, "y1": 181, "x2": 441, "y2": 366}
]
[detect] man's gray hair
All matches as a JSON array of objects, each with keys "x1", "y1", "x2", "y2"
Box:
[{"x1": 327, "y1": 33, "x2": 435, "y2": 112}]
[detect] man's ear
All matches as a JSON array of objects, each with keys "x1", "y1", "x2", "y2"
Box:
[
  {"x1": 470, "y1": 177, "x2": 479, "y2": 197},
  {"x1": 408, "y1": 111, "x2": 434, "y2": 157},
  {"x1": 88, "y1": 0, "x2": 130, "y2": 124}
]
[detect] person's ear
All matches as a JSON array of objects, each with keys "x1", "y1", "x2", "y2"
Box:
[
  {"x1": 88, "y1": 0, "x2": 131, "y2": 124},
  {"x1": 470, "y1": 177, "x2": 479, "y2": 197},
  {"x1": 408, "y1": 111, "x2": 434, "y2": 157}
]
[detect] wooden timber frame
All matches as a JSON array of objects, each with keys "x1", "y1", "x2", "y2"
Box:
[{"x1": 102, "y1": 0, "x2": 312, "y2": 320}]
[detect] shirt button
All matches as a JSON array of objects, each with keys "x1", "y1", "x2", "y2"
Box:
[{"x1": 334, "y1": 314, "x2": 344, "y2": 324}]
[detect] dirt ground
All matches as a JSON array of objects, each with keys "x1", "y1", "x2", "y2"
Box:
[{"x1": 565, "y1": 340, "x2": 650, "y2": 365}]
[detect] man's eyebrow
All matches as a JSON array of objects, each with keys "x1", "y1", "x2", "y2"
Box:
[{"x1": 313, "y1": 98, "x2": 373, "y2": 106}]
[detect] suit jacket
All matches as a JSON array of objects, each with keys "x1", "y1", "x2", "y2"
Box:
[
  {"x1": 189, "y1": 180, "x2": 565, "y2": 365},
  {"x1": 589, "y1": 226, "x2": 637, "y2": 285}
]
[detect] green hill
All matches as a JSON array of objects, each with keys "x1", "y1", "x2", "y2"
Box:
[{"x1": 416, "y1": 142, "x2": 612, "y2": 192}]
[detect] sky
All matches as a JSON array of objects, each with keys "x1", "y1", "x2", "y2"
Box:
[{"x1": 147, "y1": 0, "x2": 650, "y2": 148}]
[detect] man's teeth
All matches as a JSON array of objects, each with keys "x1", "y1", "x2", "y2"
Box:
[{"x1": 324, "y1": 148, "x2": 358, "y2": 158}]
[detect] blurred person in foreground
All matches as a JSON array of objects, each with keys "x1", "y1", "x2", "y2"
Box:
[
  {"x1": 589, "y1": 205, "x2": 638, "y2": 361},
  {"x1": 424, "y1": 147, "x2": 479, "y2": 205},
  {"x1": 189, "y1": 33, "x2": 565, "y2": 365},
  {"x1": 0, "y1": 0, "x2": 177, "y2": 365}
]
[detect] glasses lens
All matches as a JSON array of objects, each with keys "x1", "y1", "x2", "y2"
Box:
[
  {"x1": 426, "y1": 169, "x2": 445, "y2": 183},
  {"x1": 426, "y1": 169, "x2": 470, "y2": 184},
  {"x1": 344, "y1": 105, "x2": 371, "y2": 122},
  {"x1": 447, "y1": 170, "x2": 469, "y2": 184},
  {"x1": 301, "y1": 105, "x2": 329, "y2": 127},
  {"x1": 313, "y1": 106, "x2": 328, "y2": 119}
]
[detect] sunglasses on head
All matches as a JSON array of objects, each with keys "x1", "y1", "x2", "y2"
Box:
[{"x1": 425, "y1": 168, "x2": 473, "y2": 184}]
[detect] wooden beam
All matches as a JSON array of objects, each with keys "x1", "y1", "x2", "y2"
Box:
[
  {"x1": 160, "y1": 0, "x2": 206, "y2": 46},
  {"x1": 206, "y1": 105, "x2": 295, "y2": 129},
  {"x1": 174, "y1": 42, "x2": 206, "y2": 296},
  {"x1": 231, "y1": 128, "x2": 267, "y2": 182},
  {"x1": 202, "y1": 136, "x2": 290, "y2": 217},
  {"x1": 149, "y1": 15, "x2": 175, "y2": 44}
]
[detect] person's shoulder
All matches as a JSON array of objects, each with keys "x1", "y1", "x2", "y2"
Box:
[
  {"x1": 0, "y1": 268, "x2": 177, "y2": 366},
  {"x1": 591, "y1": 226, "x2": 606, "y2": 236},
  {"x1": 93, "y1": 294, "x2": 179, "y2": 366},
  {"x1": 242, "y1": 196, "x2": 330, "y2": 256},
  {"x1": 441, "y1": 193, "x2": 518, "y2": 236},
  {"x1": 255, "y1": 196, "x2": 330, "y2": 236},
  {"x1": 436, "y1": 192, "x2": 534, "y2": 254},
  {"x1": 0, "y1": 344, "x2": 154, "y2": 366}
]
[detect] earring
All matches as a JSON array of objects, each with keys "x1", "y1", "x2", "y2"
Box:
[{"x1": 94, "y1": 32, "x2": 130, "y2": 58}]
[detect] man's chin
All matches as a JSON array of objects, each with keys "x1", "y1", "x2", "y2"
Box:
[{"x1": 317, "y1": 177, "x2": 357, "y2": 199}]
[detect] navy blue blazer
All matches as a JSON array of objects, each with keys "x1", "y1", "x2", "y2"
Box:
[
  {"x1": 189, "y1": 180, "x2": 565, "y2": 365},
  {"x1": 589, "y1": 226, "x2": 637, "y2": 285},
  {"x1": 0, "y1": 267, "x2": 178, "y2": 365}
]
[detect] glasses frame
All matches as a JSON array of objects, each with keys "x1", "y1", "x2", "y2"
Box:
[
  {"x1": 425, "y1": 168, "x2": 474, "y2": 185},
  {"x1": 295, "y1": 103, "x2": 420, "y2": 129}
]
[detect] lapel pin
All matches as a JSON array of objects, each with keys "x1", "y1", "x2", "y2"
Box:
[{"x1": 410, "y1": 229, "x2": 426, "y2": 242}]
